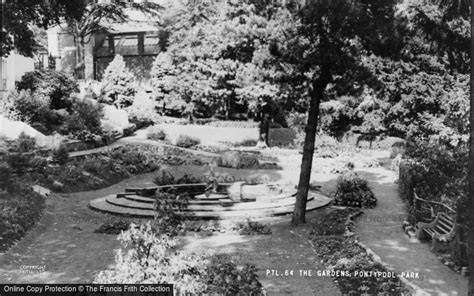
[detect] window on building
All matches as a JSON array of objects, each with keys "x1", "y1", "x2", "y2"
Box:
[
  {"x1": 144, "y1": 34, "x2": 160, "y2": 54},
  {"x1": 115, "y1": 35, "x2": 139, "y2": 55}
]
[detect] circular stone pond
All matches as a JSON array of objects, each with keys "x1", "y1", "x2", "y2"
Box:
[{"x1": 89, "y1": 183, "x2": 332, "y2": 220}]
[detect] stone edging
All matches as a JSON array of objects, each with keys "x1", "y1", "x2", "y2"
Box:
[
  {"x1": 356, "y1": 240, "x2": 429, "y2": 296},
  {"x1": 344, "y1": 211, "x2": 429, "y2": 296}
]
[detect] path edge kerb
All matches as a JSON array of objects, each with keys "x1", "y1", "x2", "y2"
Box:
[{"x1": 356, "y1": 240, "x2": 429, "y2": 296}]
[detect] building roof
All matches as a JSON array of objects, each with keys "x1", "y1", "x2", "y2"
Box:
[{"x1": 104, "y1": 9, "x2": 161, "y2": 33}]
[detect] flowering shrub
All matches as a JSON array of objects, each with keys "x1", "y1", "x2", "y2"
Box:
[
  {"x1": 94, "y1": 223, "x2": 264, "y2": 294},
  {"x1": 333, "y1": 170, "x2": 377, "y2": 208},
  {"x1": 93, "y1": 222, "x2": 208, "y2": 293},
  {"x1": 16, "y1": 69, "x2": 78, "y2": 110},
  {"x1": 4, "y1": 90, "x2": 63, "y2": 134}
]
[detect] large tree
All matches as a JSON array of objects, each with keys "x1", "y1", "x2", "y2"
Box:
[
  {"x1": 268, "y1": 0, "x2": 402, "y2": 224},
  {"x1": 151, "y1": 2, "x2": 283, "y2": 119},
  {"x1": 1, "y1": 0, "x2": 62, "y2": 57}
]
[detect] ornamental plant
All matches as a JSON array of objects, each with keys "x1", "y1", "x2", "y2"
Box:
[
  {"x1": 100, "y1": 55, "x2": 137, "y2": 108},
  {"x1": 93, "y1": 222, "x2": 208, "y2": 293},
  {"x1": 333, "y1": 169, "x2": 377, "y2": 208}
]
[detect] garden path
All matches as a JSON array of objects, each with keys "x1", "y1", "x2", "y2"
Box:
[
  {"x1": 181, "y1": 209, "x2": 342, "y2": 296},
  {"x1": 354, "y1": 160, "x2": 468, "y2": 296}
]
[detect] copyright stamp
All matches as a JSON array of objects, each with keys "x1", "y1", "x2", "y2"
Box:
[{"x1": 19, "y1": 265, "x2": 46, "y2": 274}]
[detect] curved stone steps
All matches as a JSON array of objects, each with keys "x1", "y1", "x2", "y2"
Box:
[
  {"x1": 105, "y1": 194, "x2": 315, "y2": 212},
  {"x1": 122, "y1": 194, "x2": 226, "y2": 205},
  {"x1": 106, "y1": 195, "x2": 237, "y2": 211},
  {"x1": 89, "y1": 193, "x2": 331, "y2": 220}
]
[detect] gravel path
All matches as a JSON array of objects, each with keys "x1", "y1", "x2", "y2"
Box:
[{"x1": 355, "y1": 161, "x2": 468, "y2": 296}]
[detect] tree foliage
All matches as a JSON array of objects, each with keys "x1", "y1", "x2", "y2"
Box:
[
  {"x1": 150, "y1": 2, "x2": 285, "y2": 119},
  {"x1": 267, "y1": 0, "x2": 401, "y2": 224}
]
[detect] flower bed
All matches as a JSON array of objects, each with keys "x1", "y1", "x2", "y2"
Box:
[{"x1": 28, "y1": 144, "x2": 213, "y2": 193}]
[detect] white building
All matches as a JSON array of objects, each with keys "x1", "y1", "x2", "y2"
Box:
[{"x1": 0, "y1": 52, "x2": 36, "y2": 99}]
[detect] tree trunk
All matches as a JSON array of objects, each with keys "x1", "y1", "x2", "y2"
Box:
[
  {"x1": 292, "y1": 68, "x2": 330, "y2": 225},
  {"x1": 468, "y1": 3, "x2": 474, "y2": 294},
  {"x1": 74, "y1": 33, "x2": 85, "y2": 79}
]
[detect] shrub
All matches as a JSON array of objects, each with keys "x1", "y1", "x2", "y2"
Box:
[
  {"x1": 146, "y1": 127, "x2": 167, "y2": 141},
  {"x1": 205, "y1": 120, "x2": 259, "y2": 128},
  {"x1": 204, "y1": 254, "x2": 263, "y2": 295},
  {"x1": 126, "y1": 91, "x2": 160, "y2": 124},
  {"x1": 61, "y1": 99, "x2": 103, "y2": 140},
  {"x1": 29, "y1": 156, "x2": 47, "y2": 173},
  {"x1": 235, "y1": 220, "x2": 271, "y2": 235},
  {"x1": 14, "y1": 132, "x2": 36, "y2": 152},
  {"x1": 100, "y1": 55, "x2": 137, "y2": 108},
  {"x1": 6, "y1": 90, "x2": 61, "y2": 134},
  {"x1": 406, "y1": 140, "x2": 467, "y2": 210},
  {"x1": 93, "y1": 222, "x2": 208, "y2": 294},
  {"x1": 92, "y1": 223, "x2": 264, "y2": 294},
  {"x1": 153, "y1": 190, "x2": 190, "y2": 236},
  {"x1": 52, "y1": 145, "x2": 69, "y2": 165},
  {"x1": 175, "y1": 135, "x2": 201, "y2": 148},
  {"x1": 16, "y1": 69, "x2": 78, "y2": 110},
  {"x1": 217, "y1": 151, "x2": 259, "y2": 169},
  {"x1": 333, "y1": 171, "x2": 377, "y2": 208},
  {"x1": 6, "y1": 153, "x2": 33, "y2": 175},
  {"x1": 153, "y1": 169, "x2": 176, "y2": 186},
  {"x1": 0, "y1": 91, "x2": 25, "y2": 122}
]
